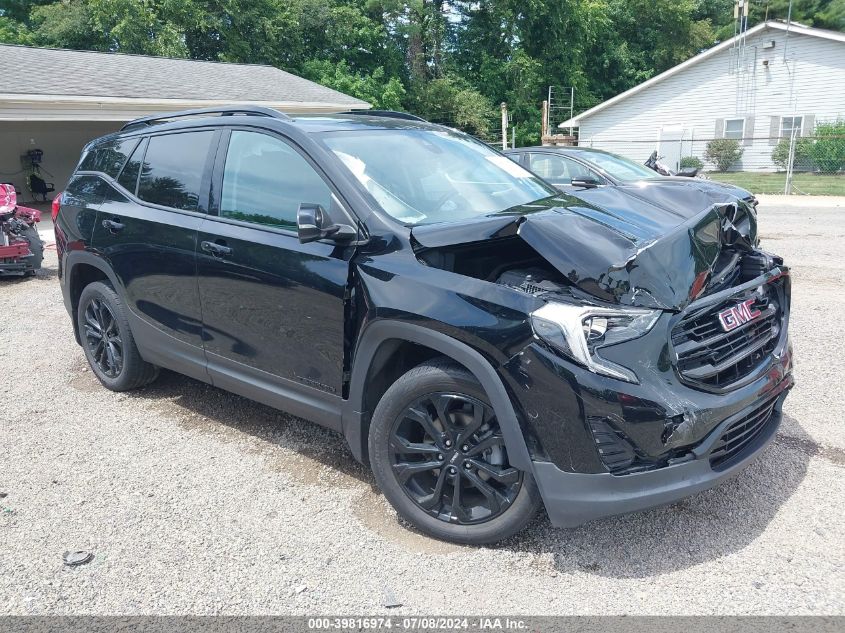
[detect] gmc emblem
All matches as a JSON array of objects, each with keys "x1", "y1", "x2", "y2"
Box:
[{"x1": 717, "y1": 298, "x2": 762, "y2": 332}]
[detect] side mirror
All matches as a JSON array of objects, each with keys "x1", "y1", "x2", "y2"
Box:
[
  {"x1": 570, "y1": 177, "x2": 600, "y2": 189},
  {"x1": 677, "y1": 167, "x2": 699, "y2": 177},
  {"x1": 297, "y1": 203, "x2": 356, "y2": 244}
]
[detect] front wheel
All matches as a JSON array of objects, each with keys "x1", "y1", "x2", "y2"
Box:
[{"x1": 368, "y1": 359, "x2": 542, "y2": 545}]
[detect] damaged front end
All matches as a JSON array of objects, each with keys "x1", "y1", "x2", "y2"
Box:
[
  {"x1": 411, "y1": 195, "x2": 792, "y2": 476},
  {"x1": 412, "y1": 194, "x2": 762, "y2": 309}
]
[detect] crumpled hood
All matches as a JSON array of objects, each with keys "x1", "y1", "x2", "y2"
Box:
[
  {"x1": 411, "y1": 192, "x2": 757, "y2": 311},
  {"x1": 566, "y1": 179, "x2": 754, "y2": 222},
  {"x1": 616, "y1": 178, "x2": 754, "y2": 211}
]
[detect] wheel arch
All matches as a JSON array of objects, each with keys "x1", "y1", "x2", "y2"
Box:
[
  {"x1": 342, "y1": 320, "x2": 533, "y2": 471},
  {"x1": 65, "y1": 252, "x2": 121, "y2": 344}
]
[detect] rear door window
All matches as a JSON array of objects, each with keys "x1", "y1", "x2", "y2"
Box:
[{"x1": 137, "y1": 131, "x2": 215, "y2": 212}]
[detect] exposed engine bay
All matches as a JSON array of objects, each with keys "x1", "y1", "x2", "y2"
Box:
[{"x1": 413, "y1": 200, "x2": 774, "y2": 311}]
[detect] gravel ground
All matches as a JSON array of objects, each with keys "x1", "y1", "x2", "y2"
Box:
[{"x1": 1, "y1": 196, "x2": 843, "y2": 615}]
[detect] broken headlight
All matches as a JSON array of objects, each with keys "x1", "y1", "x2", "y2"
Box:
[{"x1": 530, "y1": 302, "x2": 661, "y2": 383}]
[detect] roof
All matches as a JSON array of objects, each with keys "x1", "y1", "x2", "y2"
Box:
[
  {"x1": 100, "y1": 113, "x2": 444, "y2": 142},
  {"x1": 505, "y1": 146, "x2": 610, "y2": 154},
  {"x1": 560, "y1": 21, "x2": 845, "y2": 128},
  {"x1": 0, "y1": 45, "x2": 370, "y2": 111}
]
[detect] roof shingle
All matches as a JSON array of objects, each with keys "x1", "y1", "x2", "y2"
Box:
[{"x1": 0, "y1": 45, "x2": 369, "y2": 108}]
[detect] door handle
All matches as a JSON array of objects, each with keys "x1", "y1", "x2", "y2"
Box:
[
  {"x1": 201, "y1": 240, "x2": 232, "y2": 256},
  {"x1": 102, "y1": 218, "x2": 124, "y2": 233}
]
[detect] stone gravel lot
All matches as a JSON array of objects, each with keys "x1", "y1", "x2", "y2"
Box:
[{"x1": 1, "y1": 196, "x2": 843, "y2": 615}]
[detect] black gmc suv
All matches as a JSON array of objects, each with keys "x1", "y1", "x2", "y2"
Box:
[{"x1": 55, "y1": 107, "x2": 793, "y2": 544}]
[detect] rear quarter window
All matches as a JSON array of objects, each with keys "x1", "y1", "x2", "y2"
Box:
[
  {"x1": 78, "y1": 138, "x2": 140, "y2": 178},
  {"x1": 117, "y1": 138, "x2": 146, "y2": 195}
]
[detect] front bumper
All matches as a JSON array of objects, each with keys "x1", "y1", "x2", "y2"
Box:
[
  {"x1": 499, "y1": 266, "x2": 793, "y2": 526},
  {"x1": 0, "y1": 239, "x2": 34, "y2": 275},
  {"x1": 0, "y1": 262, "x2": 32, "y2": 276},
  {"x1": 534, "y1": 388, "x2": 789, "y2": 527}
]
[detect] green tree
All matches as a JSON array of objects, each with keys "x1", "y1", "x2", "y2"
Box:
[
  {"x1": 1, "y1": 0, "x2": 843, "y2": 144},
  {"x1": 710, "y1": 0, "x2": 845, "y2": 39},
  {"x1": 588, "y1": 0, "x2": 715, "y2": 100},
  {"x1": 705, "y1": 138, "x2": 744, "y2": 171},
  {"x1": 0, "y1": 15, "x2": 33, "y2": 44},
  {"x1": 680, "y1": 156, "x2": 704, "y2": 170},
  {"x1": 809, "y1": 120, "x2": 845, "y2": 172},
  {"x1": 25, "y1": 0, "x2": 188, "y2": 55},
  {"x1": 303, "y1": 60, "x2": 406, "y2": 110},
  {"x1": 771, "y1": 137, "x2": 814, "y2": 171},
  {"x1": 409, "y1": 75, "x2": 496, "y2": 138}
]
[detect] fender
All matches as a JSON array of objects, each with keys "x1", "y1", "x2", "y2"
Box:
[
  {"x1": 342, "y1": 320, "x2": 534, "y2": 471},
  {"x1": 62, "y1": 250, "x2": 125, "y2": 344}
]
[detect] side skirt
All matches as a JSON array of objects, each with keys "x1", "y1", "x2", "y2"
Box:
[
  {"x1": 205, "y1": 352, "x2": 343, "y2": 432},
  {"x1": 129, "y1": 308, "x2": 343, "y2": 432}
]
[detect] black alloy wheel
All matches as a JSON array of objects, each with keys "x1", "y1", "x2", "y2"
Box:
[
  {"x1": 389, "y1": 392, "x2": 522, "y2": 525},
  {"x1": 77, "y1": 281, "x2": 159, "y2": 392},
  {"x1": 83, "y1": 297, "x2": 124, "y2": 378}
]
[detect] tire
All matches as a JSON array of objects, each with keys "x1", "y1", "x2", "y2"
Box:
[
  {"x1": 77, "y1": 281, "x2": 159, "y2": 391},
  {"x1": 368, "y1": 358, "x2": 542, "y2": 545},
  {"x1": 21, "y1": 226, "x2": 43, "y2": 274}
]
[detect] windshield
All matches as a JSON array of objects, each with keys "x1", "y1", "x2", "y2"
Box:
[
  {"x1": 576, "y1": 150, "x2": 660, "y2": 183},
  {"x1": 320, "y1": 129, "x2": 555, "y2": 225}
]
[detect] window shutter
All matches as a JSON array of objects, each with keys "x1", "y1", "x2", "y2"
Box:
[
  {"x1": 743, "y1": 117, "x2": 755, "y2": 145},
  {"x1": 714, "y1": 119, "x2": 725, "y2": 139},
  {"x1": 802, "y1": 114, "x2": 815, "y2": 137},
  {"x1": 768, "y1": 116, "x2": 780, "y2": 145}
]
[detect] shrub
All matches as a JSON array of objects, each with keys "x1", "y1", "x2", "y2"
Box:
[
  {"x1": 809, "y1": 120, "x2": 845, "y2": 173},
  {"x1": 679, "y1": 156, "x2": 703, "y2": 170},
  {"x1": 771, "y1": 137, "x2": 814, "y2": 171},
  {"x1": 705, "y1": 139, "x2": 744, "y2": 171}
]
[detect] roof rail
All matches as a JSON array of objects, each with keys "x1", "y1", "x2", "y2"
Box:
[
  {"x1": 339, "y1": 110, "x2": 427, "y2": 122},
  {"x1": 120, "y1": 105, "x2": 291, "y2": 132}
]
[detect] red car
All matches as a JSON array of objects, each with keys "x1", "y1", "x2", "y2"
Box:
[{"x1": 0, "y1": 183, "x2": 44, "y2": 277}]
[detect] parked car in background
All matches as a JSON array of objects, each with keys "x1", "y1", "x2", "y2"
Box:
[
  {"x1": 505, "y1": 146, "x2": 757, "y2": 211},
  {"x1": 55, "y1": 107, "x2": 791, "y2": 544}
]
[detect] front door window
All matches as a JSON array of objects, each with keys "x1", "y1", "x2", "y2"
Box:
[
  {"x1": 220, "y1": 131, "x2": 332, "y2": 229},
  {"x1": 528, "y1": 154, "x2": 595, "y2": 185}
]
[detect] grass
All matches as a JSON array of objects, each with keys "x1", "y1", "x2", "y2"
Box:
[{"x1": 708, "y1": 171, "x2": 845, "y2": 196}]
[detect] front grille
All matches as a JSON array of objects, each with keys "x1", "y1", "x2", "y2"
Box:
[
  {"x1": 709, "y1": 397, "x2": 778, "y2": 469},
  {"x1": 672, "y1": 279, "x2": 785, "y2": 391}
]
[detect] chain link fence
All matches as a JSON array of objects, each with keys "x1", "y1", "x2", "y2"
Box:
[{"x1": 576, "y1": 117, "x2": 845, "y2": 196}]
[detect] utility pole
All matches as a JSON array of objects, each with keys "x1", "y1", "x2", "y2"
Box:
[
  {"x1": 501, "y1": 103, "x2": 508, "y2": 151},
  {"x1": 541, "y1": 100, "x2": 549, "y2": 140},
  {"x1": 784, "y1": 0, "x2": 797, "y2": 194},
  {"x1": 785, "y1": 128, "x2": 797, "y2": 194}
]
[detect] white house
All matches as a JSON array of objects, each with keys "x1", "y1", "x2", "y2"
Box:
[
  {"x1": 560, "y1": 21, "x2": 845, "y2": 172},
  {"x1": 0, "y1": 45, "x2": 370, "y2": 202}
]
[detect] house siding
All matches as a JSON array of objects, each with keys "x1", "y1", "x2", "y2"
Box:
[{"x1": 577, "y1": 27, "x2": 845, "y2": 172}]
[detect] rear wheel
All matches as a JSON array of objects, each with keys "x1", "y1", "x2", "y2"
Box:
[
  {"x1": 77, "y1": 281, "x2": 158, "y2": 391},
  {"x1": 368, "y1": 359, "x2": 541, "y2": 544}
]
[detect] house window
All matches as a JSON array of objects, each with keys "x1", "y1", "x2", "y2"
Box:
[
  {"x1": 781, "y1": 116, "x2": 803, "y2": 138},
  {"x1": 724, "y1": 119, "x2": 745, "y2": 140}
]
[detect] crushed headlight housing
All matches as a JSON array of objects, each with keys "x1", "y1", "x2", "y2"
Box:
[{"x1": 530, "y1": 302, "x2": 661, "y2": 383}]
